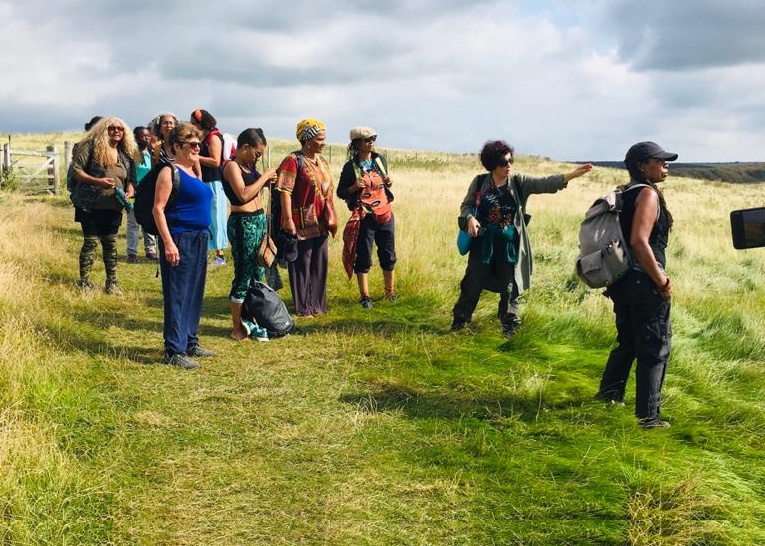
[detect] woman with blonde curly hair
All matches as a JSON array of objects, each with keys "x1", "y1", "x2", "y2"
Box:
[{"x1": 71, "y1": 116, "x2": 140, "y2": 294}]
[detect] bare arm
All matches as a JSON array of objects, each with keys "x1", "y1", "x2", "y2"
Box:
[
  {"x1": 152, "y1": 167, "x2": 179, "y2": 266},
  {"x1": 630, "y1": 188, "x2": 671, "y2": 299},
  {"x1": 280, "y1": 191, "x2": 296, "y2": 235},
  {"x1": 224, "y1": 162, "x2": 277, "y2": 203}
]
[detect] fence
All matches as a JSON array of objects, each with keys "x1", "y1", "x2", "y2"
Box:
[{"x1": 0, "y1": 141, "x2": 74, "y2": 194}]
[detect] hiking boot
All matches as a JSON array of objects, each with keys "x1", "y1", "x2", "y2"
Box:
[
  {"x1": 187, "y1": 345, "x2": 215, "y2": 358},
  {"x1": 77, "y1": 279, "x2": 95, "y2": 292},
  {"x1": 638, "y1": 417, "x2": 670, "y2": 429},
  {"x1": 501, "y1": 320, "x2": 521, "y2": 339},
  {"x1": 360, "y1": 296, "x2": 373, "y2": 309},
  {"x1": 164, "y1": 353, "x2": 200, "y2": 370},
  {"x1": 127, "y1": 254, "x2": 139, "y2": 264},
  {"x1": 451, "y1": 317, "x2": 468, "y2": 332},
  {"x1": 105, "y1": 280, "x2": 123, "y2": 296}
]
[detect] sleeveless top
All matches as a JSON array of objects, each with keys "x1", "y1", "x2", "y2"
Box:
[
  {"x1": 619, "y1": 184, "x2": 670, "y2": 268},
  {"x1": 199, "y1": 129, "x2": 223, "y2": 182},
  {"x1": 223, "y1": 164, "x2": 260, "y2": 206}
]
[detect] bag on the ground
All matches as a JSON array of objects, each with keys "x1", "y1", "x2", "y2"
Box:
[
  {"x1": 243, "y1": 281, "x2": 295, "y2": 337},
  {"x1": 575, "y1": 184, "x2": 649, "y2": 288},
  {"x1": 133, "y1": 161, "x2": 180, "y2": 236}
]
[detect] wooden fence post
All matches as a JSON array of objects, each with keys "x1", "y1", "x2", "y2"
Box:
[
  {"x1": 2, "y1": 143, "x2": 9, "y2": 173},
  {"x1": 64, "y1": 141, "x2": 73, "y2": 170},
  {"x1": 47, "y1": 145, "x2": 60, "y2": 194}
]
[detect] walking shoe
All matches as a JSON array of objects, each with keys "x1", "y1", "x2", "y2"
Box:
[
  {"x1": 77, "y1": 279, "x2": 95, "y2": 292},
  {"x1": 250, "y1": 325, "x2": 270, "y2": 342},
  {"x1": 501, "y1": 320, "x2": 521, "y2": 339},
  {"x1": 146, "y1": 251, "x2": 158, "y2": 261},
  {"x1": 360, "y1": 296, "x2": 373, "y2": 309},
  {"x1": 451, "y1": 317, "x2": 468, "y2": 332},
  {"x1": 212, "y1": 256, "x2": 226, "y2": 266},
  {"x1": 638, "y1": 417, "x2": 670, "y2": 429},
  {"x1": 386, "y1": 293, "x2": 397, "y2": 302},
  {"x1": 164, "y1": 353, "x2": 200, "y2": 370},
  {"x1": 594, "y1": 391, "x2": 625, "y2": 406},
  {"x1": 127, "y1": 254, "x2": 139, "y2": 264},
  {"x1": 105, "y1": 280, "x2": 123, "y2": 296},
  {"x1": 187, "y1": 345, "x2": 215, "y2": 358}
]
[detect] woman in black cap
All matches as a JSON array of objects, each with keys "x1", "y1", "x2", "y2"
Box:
[{"x1": 594, "y1": 141, "x2": 678, "y2": 429}]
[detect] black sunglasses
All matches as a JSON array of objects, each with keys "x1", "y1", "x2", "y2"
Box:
[
  {"x1": 363, "y1": 136, "x2": 377, "y2": 143},
  {"x1": 498, "y1": 156, "x2": 514, "y2": 167}
]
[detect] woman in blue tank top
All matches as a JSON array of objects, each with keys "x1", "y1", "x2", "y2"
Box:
[{"x1": 153, "y1": 122, "x2": 214, "y2": 370}]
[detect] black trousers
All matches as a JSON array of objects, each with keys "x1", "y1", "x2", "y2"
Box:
[
  {"x1": 598, "y1": 271, "x2": 672, "y2": 419},
  {"x1": 452, "y1": 235, "x2": 519, "y2": 324}
]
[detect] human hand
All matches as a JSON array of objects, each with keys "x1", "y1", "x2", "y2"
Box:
[
  {"x1": 566, "y1": 164, "x2": 593, "y2": 181},
  {"x1": 99, "y1": 178, "x2": 116, "y2": 189},
  {"x1": 264, "y1": 168, "x2": 278, "y2": 182},
  {"x1": 164, "y1": 242, "x2": 180, "y2": 266},
  {"x1": 467, "y1": 216, "x2": 481, "y2": 237}
]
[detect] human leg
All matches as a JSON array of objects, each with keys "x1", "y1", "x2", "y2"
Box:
[
  {"x1": 596, "y1": 298, "x2": 635, "y2": 404},
  {"x1": 183, "y1": 230, "x2": 210, "y2": 353},
  {"x1": 375, "y1": 215, "x2": 396, "y2": 299},
  {"x1": 100, "y1": 234, "x2": 121, "y2": 294},
  {"x1": 78, "y1": 235, "x2": 98, "y2": 289},
  {"x1": 634, "y1": 297, "x2": 672, "y2": 422},
  {"x1": 309, "y1": 235, "x2": 329, "y2": 314},
  {"x1": 452, "y1": 248, "x2": 490, "y2": 327},
  {"x1": 208, "y1": 181, "x2": 228, "y2": 261},
  {"x1": 288, "y1": 239, "x2": 314, "y2": 316},
  {"x1": 126, "y1": 208, "x2": 139, "y2": 261}
]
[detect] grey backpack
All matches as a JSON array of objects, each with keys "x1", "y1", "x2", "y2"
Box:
[{"x1": 575, "y1": 184, "x2": 649, "y2": 288}]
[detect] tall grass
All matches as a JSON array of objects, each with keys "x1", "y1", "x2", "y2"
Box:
[{"x1": 1, "y1": 139, "x2": 765, "y2": 545}]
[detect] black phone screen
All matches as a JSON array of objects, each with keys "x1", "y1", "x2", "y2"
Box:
[{"x1": 731, "y1": 207, "x2": 765, "y2": 249}]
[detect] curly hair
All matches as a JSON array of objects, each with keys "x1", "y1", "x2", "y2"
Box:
[
  {"x1": 148, "y1": 112, "x2": 179, "y2": 139},
  {"x1": 78, "y1": 117, "x2": 141, "y2": 165},
  {"x1": 169, "y1": 122, "x2": 203, "y2": 154},
  {"x1": 479, "y1": 140, "x2": 514, "y2": 171}
]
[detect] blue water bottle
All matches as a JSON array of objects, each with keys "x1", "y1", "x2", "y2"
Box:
[{"x1": 114, "y1": 187, "x2": 134, "y2": 212}]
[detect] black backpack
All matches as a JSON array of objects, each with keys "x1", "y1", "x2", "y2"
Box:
[
  {"x1": 133, "y1": 161, "x2": 180, "y2": 236},
  {"x1": 243, "y1": 282, "x2": 295, "y2": 338}
]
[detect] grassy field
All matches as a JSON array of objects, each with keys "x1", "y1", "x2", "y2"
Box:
[{"x1": 1, "y1": 133, "x2": 765, "y2": 545}]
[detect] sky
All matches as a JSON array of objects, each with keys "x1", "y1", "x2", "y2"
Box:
[{"x1": 1, "y1": 0, "x2": 764, "y2": 163}]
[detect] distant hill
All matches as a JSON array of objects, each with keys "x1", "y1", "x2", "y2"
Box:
[{"x1": 581, "y1": 161, "x2": 765, "y2": 184}]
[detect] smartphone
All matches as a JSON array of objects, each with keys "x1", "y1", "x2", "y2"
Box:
[{"x1": 730, "y1": 207, "x2": 765, "y2": 249}]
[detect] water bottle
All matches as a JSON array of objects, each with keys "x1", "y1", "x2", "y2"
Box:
[{"x1": 114, "y1": 187, "x2": 134, "y2": 212}]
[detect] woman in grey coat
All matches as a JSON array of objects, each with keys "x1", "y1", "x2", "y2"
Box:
[{"x1": 452, "y1": 140, "x2": 592, "y2": 337}]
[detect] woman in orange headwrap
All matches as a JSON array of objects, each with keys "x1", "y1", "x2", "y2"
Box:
[{"x1": 275, "y1": 119, "x2": 338, "y2": 317}]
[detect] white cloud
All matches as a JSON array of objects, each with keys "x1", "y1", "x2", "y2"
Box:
[{"x1": 0, "y1": 0, "x2": 763, "y2": 161}]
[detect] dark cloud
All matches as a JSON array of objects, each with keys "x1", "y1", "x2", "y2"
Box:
[{"x1": 605, "y1": 0, "x2": 765, "y2": 71}]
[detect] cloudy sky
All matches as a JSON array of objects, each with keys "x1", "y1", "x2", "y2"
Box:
[{"x1": 1, "y1": 0, "x2": 763, "y2": 162}]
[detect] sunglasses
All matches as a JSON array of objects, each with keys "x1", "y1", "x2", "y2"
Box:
[
  {"x1": 363, "y1": 136, "x2": 377, "y2": 143},
  {"x1": 184, "y1": 141, "x2": 201, "y2": 149},
  {"x1": 498, "y1": 156, "x2": 514, "y2": 167},
  {"x1": 248, "y1": 145, "x2": 263, "y2": 160},
  {"x1": 108, "y1": 125, "x2": 125, "y2": 132}
]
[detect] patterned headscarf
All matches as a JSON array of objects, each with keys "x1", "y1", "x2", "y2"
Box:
[{"x1": 296, "y1": 119, "x2": 326, "y2": 143}]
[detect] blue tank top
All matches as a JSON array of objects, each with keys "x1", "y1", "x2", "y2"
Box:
[{"x1": 166, "y1": 168, "x2": 213, "y2": 233}]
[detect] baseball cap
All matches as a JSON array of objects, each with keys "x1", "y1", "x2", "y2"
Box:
[{"x1": 625, "y1": 141, "x2": 678, "y2": 164}]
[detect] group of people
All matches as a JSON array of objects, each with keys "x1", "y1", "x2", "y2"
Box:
[{"x1": 68, "y1": 114, "x2": 676, "y2": 429}]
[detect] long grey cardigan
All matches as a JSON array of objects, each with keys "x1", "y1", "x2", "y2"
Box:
[{"x1": 459, "y1": 172, "x2": 567, "y2": 295}]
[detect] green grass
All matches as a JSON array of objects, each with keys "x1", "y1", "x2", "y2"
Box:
[{"x1": 1, "y1": 147, "x2": 765, "y2": 544}]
